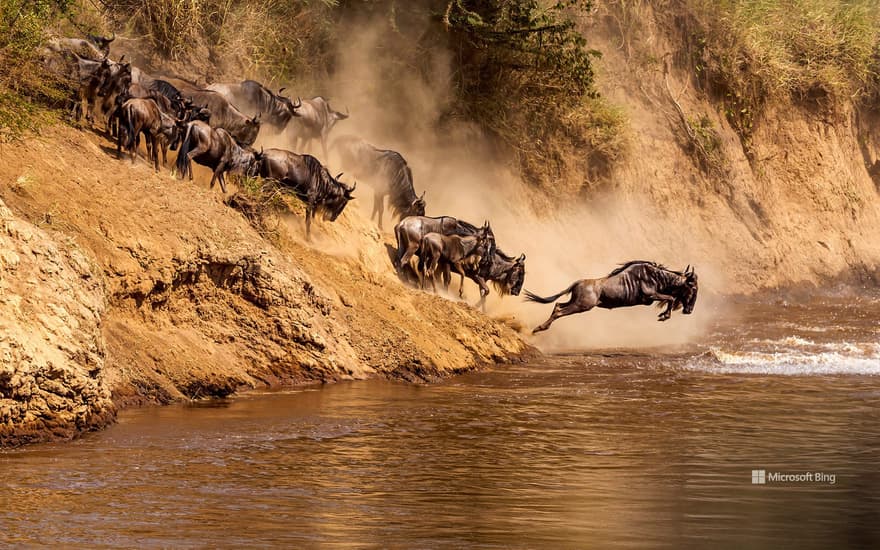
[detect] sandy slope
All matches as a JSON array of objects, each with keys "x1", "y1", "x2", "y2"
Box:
[{"x1": 0, "y1": 125, "x2": 527, "y2": 445}]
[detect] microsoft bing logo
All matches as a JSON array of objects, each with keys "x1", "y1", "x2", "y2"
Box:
[{"x1": 752, "y1": 470, "x2": 766, "y2": 484}]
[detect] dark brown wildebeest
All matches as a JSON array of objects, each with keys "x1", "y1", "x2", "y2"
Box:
[
  {"x1": 207, "y1": 80, "x2": 300, "y2": 130},
  {"x1": 175, "y1": 120, "x2": 261, "y2": 192},
  {"x1": 179, "y1": 88, "x2": 261, "y2": 146},
  {"x1": 64, "y1": 54, "x2": 112, "y2": 124},
  {"x1": 257, "y1": 148, "x2": 356, "y2": 239},
  {"x1": 95, "y1": 57, "x2": 132, "y2": 131},
  {"x1": 525, "y1": 261, "x2": 699, "y2": 334},
  {"x1": 333, "y1": 135, "x2": 425, "y2": 228},
  {"x1": 418, "y1": 225, "x2": 491, "y2": 296},
  {"x1": 441, "y1": 248, "x2": 526, "y2": 311},
  {"x1": 86, "y1": 32, "x2": 116, "y2": 56},
  {"x1": 394, "y1": 215, "x2": 495, "y2": 275},
  {"x1": 285, "y1": 96, "x2": 348, "y2": 160},
  {"x1": 118, "y1": 98, "x2": 181, "y2": 170}
]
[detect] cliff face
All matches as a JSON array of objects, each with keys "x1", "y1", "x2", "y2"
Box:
[
  {"x1": 0, "y1": 197, "x2": 113, "y2": 446},
  {"x1": 0, "y1": 126, "x2": 527, "y2": 445},
  {"x1": 579, "y1": 4, "x2": 880, "y2": 292}
]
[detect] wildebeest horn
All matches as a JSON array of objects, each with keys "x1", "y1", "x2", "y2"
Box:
[
  {"x1": 419, "y1": 190, "x2": 425, "y2": 200},
  {"x1": 518, "y1": 253, "x2": 525, "y2": 262},
  {"x1": 684, "y1": 264, "x2": 692, "y2": 275},
  {"x1": 347, "y1": 181, "x2": 357, "y2": 193},
  {"x1": 109, "y1": 31, "x2": 116, "y2": 42},
  {"x1": 278, "y1": 87, "x2": 286, "y2": 94},
  {"x1": 335, "y1": 172, "x2": 344, "y2": 180},
  {"x1": 336, "y1": 107, "x2": 350, "y2": 119}
]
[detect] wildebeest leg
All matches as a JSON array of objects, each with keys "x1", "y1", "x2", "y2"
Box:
[
  {"x1": 371, "y1": 191, "x2": 384, "y2": 228},
  {"x1": 452, "y1": 262, "x2": 467, "y2": 298},
  {"x1": 320, "y1": 131, "x2": 329, "y2": 162},
  {"x1": 305, "y1": 206, "x2": 314, "y2": 240},
  {"x1": 398, "y1": 243, "x2": 419, "y2": 274},
  {"x1": 209, "y1": 162, "x2": 227, "y2": 191},
  {"x1": 151, "y1": 134, "x2": 160, "y2": 171},
  {"x1": 474, "y1": 276, "x2": 490, "y2": 311},
  {"x1": 658, "y1": 301, "x2": 674, "y2": 321},
  {"x1": 532, "y1": 300, "x2": 593, "y2": 334},
  {"x1": 186, "y1": 142, "x2": 210, "y2": 181},
  {"x1": 639, "y1": 283, "x2": 678, "y2": 321}
]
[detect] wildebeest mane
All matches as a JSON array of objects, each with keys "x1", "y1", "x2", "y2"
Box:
[
  {"x1": 378, "y1": 150, "x2": 418, "y2": 217},
  {"x1": 299, "y1": 154, "x2": 347, "y2": 216},
  {"x1": 149, "y1": 79, "x2": 182, "y2": 101},
  {"x1": 609, "y1": 260, "x2": 669, "y2": 276}
]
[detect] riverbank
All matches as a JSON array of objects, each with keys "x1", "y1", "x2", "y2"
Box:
[{"x1": 0, "y1": 125, "x2": 529, "y2": 447}]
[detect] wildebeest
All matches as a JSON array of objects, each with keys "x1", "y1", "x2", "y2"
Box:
[
  {"x1": 394, "y1": 215, "x2": 496, "y2": 275},
  {"x1": 333, "y1": 135, "x2": 425, "y2": 228},
  {"x1": 95, "y1": 57, "x2": 132, "y2": 130},
  {"x1": 285, "y1": 96, "x2": 348, "y2": 160},
  {"x1": 118, "y1": 98, "x2": 182, "y2": 170},
  {"x1": 46, "y1": 35, "x2": 110, "y2": 60},
  {"x1": 176, "y1": 120, "x2": 261, "y2": 192},
  {"x1": 419, "y1": 225, "x2": 491, "y2": 295},
  {"x1": 257, "y1": 148, "x2": 356, "y2": 239},
  {"x1": 444, "y1": 249, "x2": 525, "y2": 311},
  {"x1": 86, "y1": 32, "x2": 116, "y2": 56},
  {"x1": 207, "y1": 80, "x2": 301, "y2": 130},
  {"x1": 64, "y1": 54, "x2": 112, "y2": 123},
  {"x1": 525, "y1": 261, "x2": 699, "y2": 334},
  {"x1": 180, "y1": 88, "x2": 261, "y2": 146}
]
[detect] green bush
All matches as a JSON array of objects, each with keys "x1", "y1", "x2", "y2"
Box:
[
  {"x1": 686, "y1": 0, "x2": 880, "y2": 142},
  {"x1": 0, "y1": 0, "x2": 73, "y2": 140}
]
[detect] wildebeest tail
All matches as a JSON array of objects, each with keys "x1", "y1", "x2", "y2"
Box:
[
  {"x1": 175, "y1": 122, "x2": 194, "y2": 178},
  {"x1": 524, "y1": 283, "x2": 577, "y2": 304}
]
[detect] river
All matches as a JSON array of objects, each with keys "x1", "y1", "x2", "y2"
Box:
[{"x1": 2, "y1": 292, "x2": 879, "y2": 548}]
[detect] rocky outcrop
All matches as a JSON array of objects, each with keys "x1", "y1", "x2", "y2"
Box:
[{"x1": 0, "y1": 198, "x2": 114, "y2": 446}]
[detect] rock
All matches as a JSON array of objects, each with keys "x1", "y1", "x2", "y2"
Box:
[{"x1": 0, "y1": 198, "x2": 114, "y2": 447}]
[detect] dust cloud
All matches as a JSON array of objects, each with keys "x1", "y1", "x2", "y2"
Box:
[{"x1": 253, "y1": 13, "x2": 729, "y2": 351}]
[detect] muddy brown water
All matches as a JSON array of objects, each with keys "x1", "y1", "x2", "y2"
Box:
[{"x1": 2, "y1": 293, "x2": 879, "y2": 548}]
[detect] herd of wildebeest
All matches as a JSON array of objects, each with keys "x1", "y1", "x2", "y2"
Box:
[{"x1": 38, "y1": 33, "x2": 699, "y2": 334}]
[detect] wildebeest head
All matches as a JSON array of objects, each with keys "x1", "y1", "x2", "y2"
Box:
[
  {"x1": 97, "y1": 57, "x2": 130, "y2": 98},
  {"x1": 680, "y1": 265, "x2": 698, "y2": 314},
  {"x1": 238, "y1": 112, "x2": 261, "y2": 145},
  {"x1": 410, "y1": 191, "x2": 426, "y2": 217},
  {"x1": 508, "y1": 253, "x2": 526, "y2": 296},
  {"x1": 323, "y1": 172, "x2": 355, "y2": 221},
  {"x1": 87, "y1": 32, "x2": 115, "y2": 56},
  {"x1": 277, "y1": 90, "x2": 302, "y2": 119}
]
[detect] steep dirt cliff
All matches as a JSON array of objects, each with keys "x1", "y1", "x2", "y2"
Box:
[
  {"x1": 0, "y1": 126, "x2": 527, "y2": 444},
  {"x1": 579, "y1": 3, "x2": 880, "y2": 291},
  {"x1": 0, "y1": 195, "x2": 113, "y2": 446}
]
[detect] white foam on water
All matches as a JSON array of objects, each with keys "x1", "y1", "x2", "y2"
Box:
[{"x1": 687, "y1": 338, "x2": 880, "y2": 375}]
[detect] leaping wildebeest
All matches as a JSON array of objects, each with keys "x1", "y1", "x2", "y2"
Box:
[
  {"x1": 285, "y1": 96, "x2": 348, "y2": 160},
  {"x1": 207, "y1": 80, "x2": 301, "y2": 130},
  {"x1": 525, "y1": 261, "x2": 699, "y2": 334},
  {"x1": 333, "y1": 135, "x2": 425, "y2": 228},
  {"x1": 175, "y1": 120, "x2": 261, "y2": 192},
  {"x1": 257, "y1": 148, "x2": 356, "y2": 239}
]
